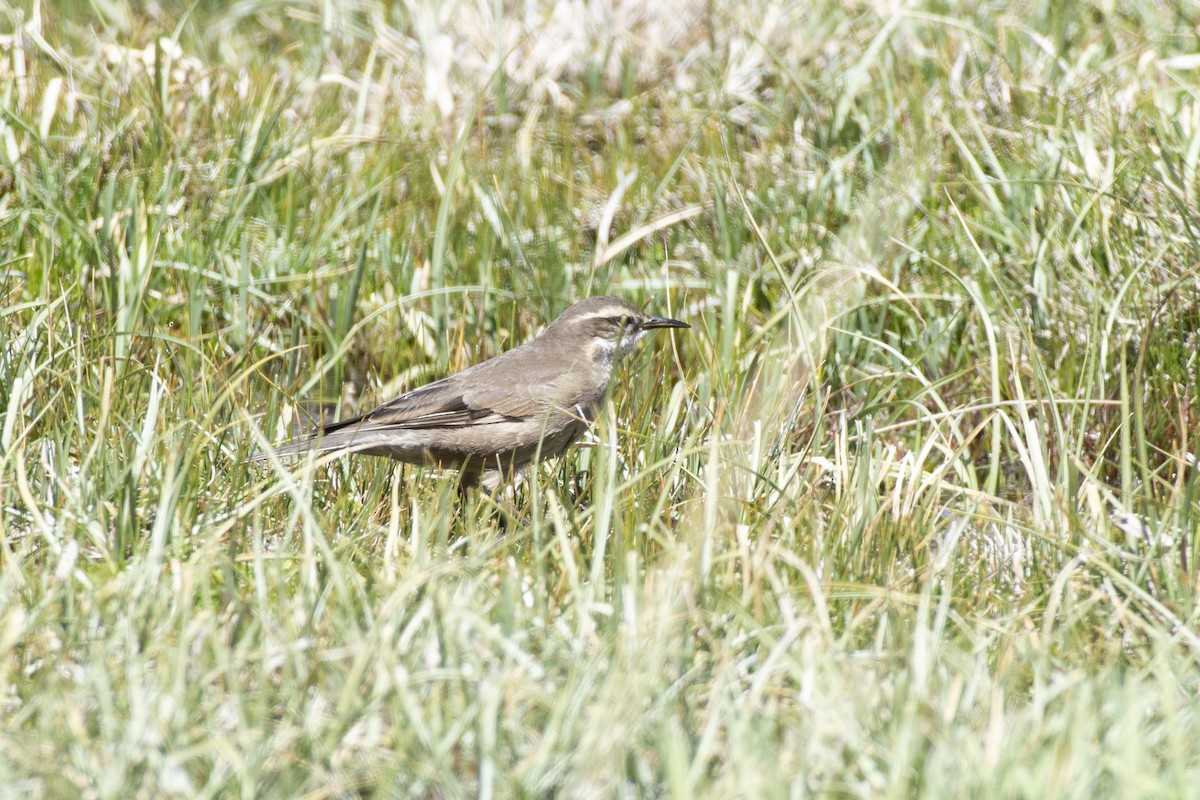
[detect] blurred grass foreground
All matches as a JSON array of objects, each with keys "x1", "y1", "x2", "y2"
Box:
[{"x1": 2, "y1": 0, "x2": 1200, "y2": 796}]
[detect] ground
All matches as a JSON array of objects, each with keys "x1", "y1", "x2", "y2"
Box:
[{"x1": 1, "y1": 1, "x2": 1199, "y2": 797}]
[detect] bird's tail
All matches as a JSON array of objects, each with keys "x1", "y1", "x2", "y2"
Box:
[
  {"x1": 247, "y1": 424, "x2": 380, "y2": 463},
  {"x1": 247, "y1": 438, "x2": 320, "y2": 463}
]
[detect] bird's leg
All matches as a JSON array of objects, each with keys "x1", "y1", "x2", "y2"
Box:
[
  {"x1": 480, "y1": 467, "x2": 504, "y2": 495},
  {"x1": 478, "y1": 462, "x2": 547, "y2": 533},
  {"x1": 479, "y1": 467, "x2": 522, "y2": 532}
]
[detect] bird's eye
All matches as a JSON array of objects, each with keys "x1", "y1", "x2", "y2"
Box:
[{"x1": 608, "y1": 315, "x2": 631, "y2": 328}]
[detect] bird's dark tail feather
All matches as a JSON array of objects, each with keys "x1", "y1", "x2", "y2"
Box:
[
  {"x1": 247, "y1": 438, "x2": 322, "y2": 463},
  {"x1": 247, "y1": 426, "x2": 385, "y2": 463}
]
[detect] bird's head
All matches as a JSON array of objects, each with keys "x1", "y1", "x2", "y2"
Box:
[{"x1": 543, "y1": 296, "x2": 689, "y2": 365}]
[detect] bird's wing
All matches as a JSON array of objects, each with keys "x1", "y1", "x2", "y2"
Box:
[
  {"x1": 456, "y1": 354, "x2": 587, "y2": 419},
  {"x1": 320, "y1": 359, "x2": 568, "y2": 435},
  {"x1": 317, "y1": 344, "x2": 593, "y2": 437},
  {"x1": 319, "y1": 377, "x2": 514, "y2": 434}
]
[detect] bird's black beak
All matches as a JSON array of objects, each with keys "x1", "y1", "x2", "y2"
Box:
[{"x1": 640, "y1": 316, "x2": 690, "y2": 330}]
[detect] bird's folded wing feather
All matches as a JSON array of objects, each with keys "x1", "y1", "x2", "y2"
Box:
[
  {"x1": 314, "y1": 349, "x2": 583, "y2": 439},
  {"x1": 458, "y1": 356, "x2": 581, "y2": 419},
  {"x1": 320, "y1": 372, "x2": 552, "y2": 435}
]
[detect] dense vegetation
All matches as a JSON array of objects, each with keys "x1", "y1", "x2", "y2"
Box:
[{"x1": 2, "y1": 1, "x2": 1198, "y2": 796}]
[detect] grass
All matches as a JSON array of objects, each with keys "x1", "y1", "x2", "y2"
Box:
[{"x1": 2, "y1": 0, "x2": 1199, "y2": 796}]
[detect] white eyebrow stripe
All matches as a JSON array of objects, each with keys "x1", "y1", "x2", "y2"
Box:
[{"x1": 574, "y1": 309, "x2": 637, "y2": 322}]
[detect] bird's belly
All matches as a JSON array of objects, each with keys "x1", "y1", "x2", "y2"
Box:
[
  {"x1": 467, "y1": 416, "x2": 585, "y2": 460},
  {"x1": 368, "y1": 412, "x2": 584, "y2": 468}
]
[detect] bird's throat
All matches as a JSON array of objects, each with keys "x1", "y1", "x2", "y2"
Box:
[{"x1": 591, "y1": 331, "x2": 645, "y2": 365}]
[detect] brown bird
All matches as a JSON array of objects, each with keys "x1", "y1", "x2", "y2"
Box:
[{"x1": 250, "y1": 296, "x2": 688, "y2": 491}]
